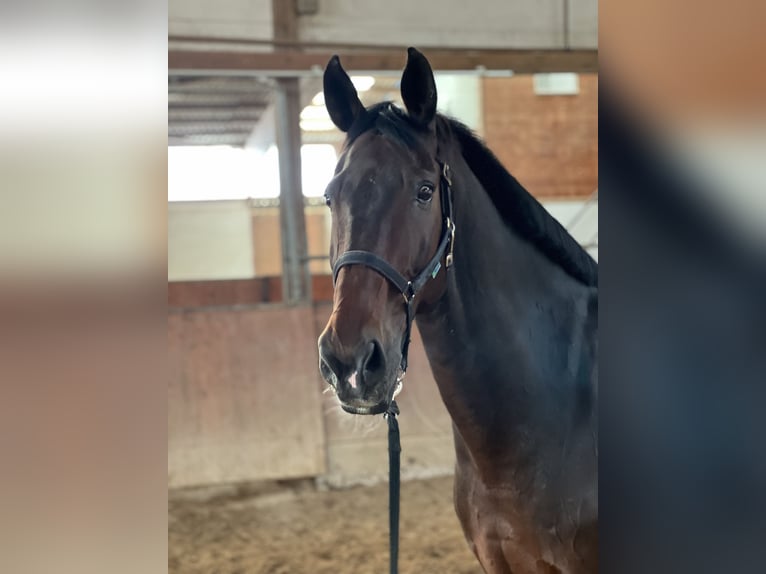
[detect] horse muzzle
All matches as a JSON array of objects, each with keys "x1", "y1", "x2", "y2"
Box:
[{"x1": 318, "y1": 333, "x2": 404, "y2": 415}]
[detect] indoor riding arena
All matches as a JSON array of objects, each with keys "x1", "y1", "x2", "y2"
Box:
[{"x1": 168, "y1": 1, "x2": 597, "y2": 572}]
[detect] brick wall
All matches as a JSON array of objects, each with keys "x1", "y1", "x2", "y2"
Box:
[{"x1": 482, "y1": 74, "x2": 598, "y2": 199}]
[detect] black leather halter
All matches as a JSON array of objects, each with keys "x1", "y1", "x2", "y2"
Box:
[{"x1": 332, "y1": 160, "x2": 456, "y2": 375}]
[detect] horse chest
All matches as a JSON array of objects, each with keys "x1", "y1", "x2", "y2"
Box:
[
  {"x1": 454, "y1": 474, "x2": 553, "y2": 573},
  {"x1": 453, "y1": 457, "x2": 591, "y2": 574}
]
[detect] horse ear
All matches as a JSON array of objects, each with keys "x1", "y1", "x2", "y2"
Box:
[
  {"x1": 323, "y1": 55, "x2": 365, "y2": 132},
  {"x1": 401, "y1": 47, "x2": 437, "y2": 126}
]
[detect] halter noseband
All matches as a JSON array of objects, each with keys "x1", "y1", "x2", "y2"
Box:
[{"x1": 332, "y1": 160, "x2": 456, "y2": 376}]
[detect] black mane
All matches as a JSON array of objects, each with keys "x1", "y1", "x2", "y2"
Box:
[
  {"x1": 445, "y1": 118, "x2": 598, "y2": 287},
  {"x1": 346, "y1": 103, "x2": 599, "y2": 287}
]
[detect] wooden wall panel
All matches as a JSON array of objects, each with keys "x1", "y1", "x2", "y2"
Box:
[
  {"x1": 251, "y1": 207, "x2": 282, "y2": 277},
  {"x1": 305, "y1": 208, "x2": 332, "y2": 275},
  {"x1": 251, "y1": 206, "x2": 331, "y2": 277},
  {"x1": 168, "y1": 305, "x2": 326, "y2": 487},
  {"x1": 313, "y1": 303, "x2": 455, "y2": 486},
  {"x1": 167, "y1": 275, "x2": 334, "y2": 307},
  {"x1": 167, "y1": 278, "x2": 278, "y2": 307}
]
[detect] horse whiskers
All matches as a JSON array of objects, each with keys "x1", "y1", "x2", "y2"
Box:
[
  {"x1": 349, "y1": 411, "x2": 383, "y2": 435},
  {"x1": 322, "y1": 403, "x2": 382, "y2": 434}
]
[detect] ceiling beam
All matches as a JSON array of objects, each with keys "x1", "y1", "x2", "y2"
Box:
[
  {"x1": 169, "y1": 48, "x2": 598, "y2": 75},
  {"x1": 169, "y1": 134, "x2": 250, "y2": 146},
  {"x1": 169, "y1": 120, "x2": 262, "y2": 135},
  {"x1": 168, "y1": 107, "x2": 266, "y2": 121},
  {"x1": 167, "y1": 80, "x2": 273, "y2": 94},
  {"x1": 169, "y1": 36, "x2": 594, "y2": 55},
  {"x1": 168, "y1": 92, "x2": 272, "y2": 106}
]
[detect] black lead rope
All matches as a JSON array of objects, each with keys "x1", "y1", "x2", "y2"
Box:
[{"x1": 385, "y1": 400, "x2": 401, "y2": 574}]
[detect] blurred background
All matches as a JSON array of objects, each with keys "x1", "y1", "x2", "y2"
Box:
[
  {"x1": 0, "y1": 0, "x2": 762, "y2": 572},
  {"x1": 167, "y1": 1, "x2": 597, "y2": 572}
]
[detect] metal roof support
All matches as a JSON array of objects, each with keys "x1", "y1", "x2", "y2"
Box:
[
  {"x1": 272, "y1": 0, "x2": 310, "y2": 304},
  {"x1": 275, "y1": 77, "x2": 311, "y2": 304}
]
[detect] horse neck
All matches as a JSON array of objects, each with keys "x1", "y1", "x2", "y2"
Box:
[{"x1": 416, "y1": 147, "x2": 596, "y2": 477}]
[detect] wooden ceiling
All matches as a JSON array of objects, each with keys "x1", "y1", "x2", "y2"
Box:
[
  {"x1": 168, "y1": 74, "x2": 407, "y2": 147},
  {"x1": 168, "y1": 76, "x2": 274, "y2": 146}
]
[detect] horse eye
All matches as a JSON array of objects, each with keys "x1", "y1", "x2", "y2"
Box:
[
  {"x1": 416, "y1": 184, "x2": 434, "y2": 203},
  {"x1": 324, "y1": 194, "x2": 331, "y2": 207}
]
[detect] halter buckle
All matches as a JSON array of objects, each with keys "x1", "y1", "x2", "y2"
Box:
[
  {"x1": 442, "y1": 162, "x2": 452, "y2": 187},
  {"x1": 445, "y1": 218, "x2": 456, "y2": 268},
  {"x1": 402, "y1": 281, "x2": 415, "y2": 303}
]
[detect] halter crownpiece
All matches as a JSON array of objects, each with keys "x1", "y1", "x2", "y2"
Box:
[{"x1": 332, "y1": 159, "x2": 456, "y2": 376}]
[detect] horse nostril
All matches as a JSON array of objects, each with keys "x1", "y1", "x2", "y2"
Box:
[
  {"x1": 318, "y1": 336, "x2": 342, "y2": 385},
  {"x1": 319, "y1": 356, "x2": 334, "y2": 382},
  {"x1": 362, "y1": 339, "x2": 385, "y2": 375}
]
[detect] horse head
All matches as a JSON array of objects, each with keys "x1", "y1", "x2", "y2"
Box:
[{"x1": 317, "y1": 49, "x2": 450, "y2": 415}]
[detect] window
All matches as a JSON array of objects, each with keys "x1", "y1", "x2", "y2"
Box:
[{"x1": 533, "y1": 73, "x2": 580, "y2": 96}]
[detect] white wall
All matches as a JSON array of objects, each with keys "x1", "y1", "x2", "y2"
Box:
[
  {"x1": 435, "y1": 75, "x2": 483, "y2": 134},
  {"x1": 544, "y1": 198, "x2": 599, "y2": 261},
  {"x1": 569, "y1": 0, "x2": 599, "y2": 48},
  {"x1": 166, "y1": 199, "x2": 597, "y2": 283},
  {"x1": 168, "y1": 200, "x2": 255, "y2": 281}
]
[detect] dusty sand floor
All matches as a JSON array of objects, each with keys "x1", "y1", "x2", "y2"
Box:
[{"x1": 169, "y1": 475, "x2": 482, "y2": 574}]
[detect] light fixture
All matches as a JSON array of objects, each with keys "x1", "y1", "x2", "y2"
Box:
[
  {"x1": 350, "y1": 76, "x2": 375, "y2": 91},
  {"x1": 300, "y1": 118, "x2": 337, "y2": 132},
  {"x1": 309, "y1": 77, "x2": 374, "y2": 110},
  {"x1": 300, "y1": 104, "x2": 331, "y2": 121},
  {"x1": 300, "y1": 102, "x2": 338, "y2": 131}
]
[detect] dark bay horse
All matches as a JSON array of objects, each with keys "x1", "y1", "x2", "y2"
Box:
[{"x1": 317, "y1": 48, "x2": 598, "y2": 574}]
